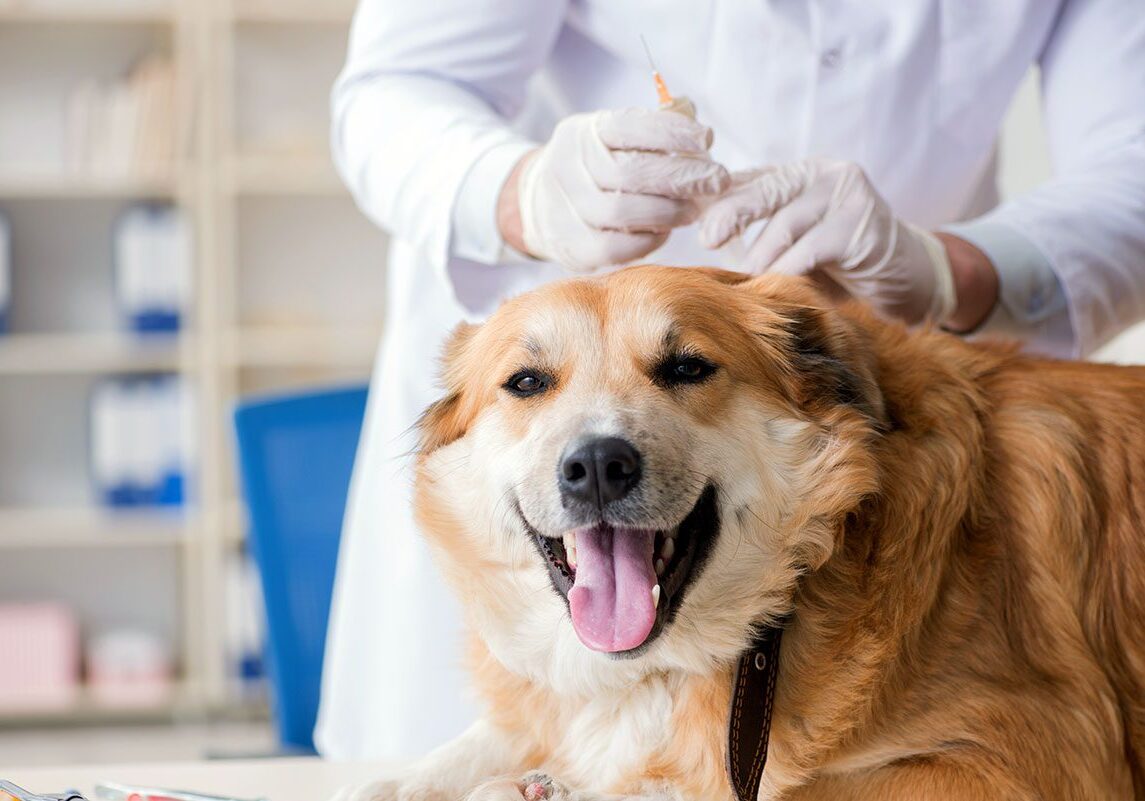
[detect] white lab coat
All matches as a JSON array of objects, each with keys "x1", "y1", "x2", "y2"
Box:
[{"x1": 317, "y1": 0, "x2": 1145, "y2": 760}]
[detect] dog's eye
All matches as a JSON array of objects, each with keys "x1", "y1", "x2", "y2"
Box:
[
  {"x1": 657, "y1": 355, "x2": 717, "y2": 387},
  {"x1": 504, "y1": 370, "x2": 548, "y2": 397}
]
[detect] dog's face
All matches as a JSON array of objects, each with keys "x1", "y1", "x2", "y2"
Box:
[{"x1": 415, "y1": 267, "x2": 884, "y2": 689}]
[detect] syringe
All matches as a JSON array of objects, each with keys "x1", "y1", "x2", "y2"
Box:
[
  {"x1": 640, "y1": 35, "x2": 696, "y2": 119},
  {"x1": 640, "y1": 36, "x2": 747, "y2": 264}
]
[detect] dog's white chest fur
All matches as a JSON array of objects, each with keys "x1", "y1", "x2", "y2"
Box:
[{"x1": 550, "y1": 675, "x2": 674, "y2": 791}]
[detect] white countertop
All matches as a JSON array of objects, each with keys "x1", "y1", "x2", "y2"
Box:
[{"x1": 0, "y1": 758, "x2": 391, "y2": 801}]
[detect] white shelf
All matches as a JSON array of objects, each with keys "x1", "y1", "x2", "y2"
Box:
[
  {"x1": 233, "y1": 1, "x2": 354, "y2": 24},
  {"x1": 0, "y1": 684, "x2": 192, "y2": 727},
  {"x1": 230, "y1": 156, "x2": 345, "y2": 196},
  {"x1": 0, "y1": 2, "x2": 173, "y2": 24},
  {"x1": 226, "y1": 325, "x2": 379, "y2": 367},
  {"x1": 0, "y1": 506, "x2": 187, "y2": 549},
  {"x1": 0, "y1": 170, "x2": 176, "y2": 199},
  {"x1": 0, "y1": 332, "x2": 186, "y2": 374}
]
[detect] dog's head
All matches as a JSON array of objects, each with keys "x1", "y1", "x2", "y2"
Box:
[{"x1": 415, "y1": 266, "x2": 887, "y2": 688}]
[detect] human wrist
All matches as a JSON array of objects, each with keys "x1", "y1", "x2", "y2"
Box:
[
  {"x1": 935, "y1": 231, "x2": 1000, "y2": 333},
  {"x1": 496, "y1": 150, "x2": 538, "y2": 257}
]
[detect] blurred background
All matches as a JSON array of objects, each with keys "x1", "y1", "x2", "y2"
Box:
[
  {"x1": 0, "y1": 0, "x2": 384, "y2": 765},
  {"x1": 0, "y1": 0, "x2": 1141, "y2": 770}
]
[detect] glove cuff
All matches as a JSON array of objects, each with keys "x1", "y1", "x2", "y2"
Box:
[
  {"x1": 909, "y1": 223, "x2": 957, "y2": 324},
  {"x1": 516, "y1": 150, "x2": 548, "y2": 262}
]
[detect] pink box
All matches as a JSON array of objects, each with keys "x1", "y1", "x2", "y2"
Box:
[{"x1": 0, "y1": 602, "x2": 81, "y2": 711}]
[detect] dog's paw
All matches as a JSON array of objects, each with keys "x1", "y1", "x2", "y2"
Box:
[
  {"x1": 465, "y1": 773, "x2": 574, "y2": 801},
  {"x1": 329, "y1": 778, "x2": 445, "y2": 801},
  {"x1": 519, "y1": 772, "x2": 574, "y2": 801}
]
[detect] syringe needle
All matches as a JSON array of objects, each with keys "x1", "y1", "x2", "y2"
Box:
[
  {"x1": 639, "y1": 34, "x2": 659, "y2": 74},
  {"x1": 639, "y1": 34, "x2": 675, "y2": 106}
]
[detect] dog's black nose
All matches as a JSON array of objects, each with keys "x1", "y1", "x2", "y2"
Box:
[{"x1": 559, "y1": 437, "x2": 642, "y2": 508}]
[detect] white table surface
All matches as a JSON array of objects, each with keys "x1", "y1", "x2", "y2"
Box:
[{"x1": 0, "y1": 758, "x2": 391, "y2": 801}]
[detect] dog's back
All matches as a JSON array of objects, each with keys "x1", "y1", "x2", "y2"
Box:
[
  {"x1": 1071, "y1": 365, "x2": 1145, "y2": 790},
  {"x1": 986, "y1": 357, "x2": 1145, "y2": 792}
]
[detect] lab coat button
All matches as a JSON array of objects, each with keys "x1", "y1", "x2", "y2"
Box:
[{"x1": 820, "y1": 48, "x2": 842, "y2": 69}]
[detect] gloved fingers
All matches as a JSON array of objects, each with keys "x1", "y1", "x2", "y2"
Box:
[
  {"x1": 698, "y1": 163, "x2": 813, "y2": 249},
  {"x1": 604, "y1": 228, "x2": 670, "y2": 264},
  {"x1": 691, "y1": 165, "x2": 801, "y2": 247},
  {"x1": 742, "y1": 194, "x2": 829, "y2": 273},
  {"x1": 593, "y1": 149, "x2": 730, "y2": 199},
  {"x1": 763, "y1": 221, "x2": 836, "y2": 277},
  {"x1": 575, "y1": 190, "x2": 698, "y2": 233},
  {"x1": 538, "y1": 191, "x2": 668, "y2": 271},
  {"x1": 595, "y1": 108, "x2": 714, "y2": 155},
  {"x1": 567, "y1": 229, "x2": 668, "y2": 271}
]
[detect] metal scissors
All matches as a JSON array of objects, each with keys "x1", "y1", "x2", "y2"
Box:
[
  {"x1": 0, "y1": 780, "x2": 88, "y2": 801},
  {"x1": 94, "y1": 783, "x2": 265, "y2": 801}
]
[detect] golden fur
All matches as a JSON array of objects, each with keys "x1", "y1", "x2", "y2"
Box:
[{"x1": 394, "y1": 266, "x2": 1145, "y2": 801}]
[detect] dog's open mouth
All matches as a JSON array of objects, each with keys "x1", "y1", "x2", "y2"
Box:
[{"x1": 523, "y1": 486, "x2": 719, "y2": 656}]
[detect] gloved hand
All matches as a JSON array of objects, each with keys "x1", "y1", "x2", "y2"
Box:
[
  {"x1": 517, "y1": 108, "x2": 730, "y2": 272},
  {"x1": 698, "y1": 159, "x2": 956, "y2": 325}
]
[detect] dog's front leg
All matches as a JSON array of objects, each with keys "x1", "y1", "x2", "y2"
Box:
[
  {"x1": 332, "y1": 719, "x2": 529, "y2": 801},
  {"x1": 466, "y1": 772, "x2": 679, "y2": 801}
]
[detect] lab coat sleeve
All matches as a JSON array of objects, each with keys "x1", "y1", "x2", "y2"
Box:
[
  {"x1": 331, "y1": 0, "x2": 568, "y2": 273},
  {"x1": 944, "y1": 0, "x2": 1145, "y2": 358}
]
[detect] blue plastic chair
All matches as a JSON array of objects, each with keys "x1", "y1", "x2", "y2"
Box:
[{"x1": 233, "y1": 385, "x2": 368, "y2": 753}]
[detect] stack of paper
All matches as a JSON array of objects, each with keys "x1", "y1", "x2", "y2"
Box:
[{"x1": 65, "y1": 54, "x2": 176, "y2": 178}]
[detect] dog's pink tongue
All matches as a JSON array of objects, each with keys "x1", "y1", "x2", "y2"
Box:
[{"x1": 567, "y1": 525, "x2": 657, "y2": 652}]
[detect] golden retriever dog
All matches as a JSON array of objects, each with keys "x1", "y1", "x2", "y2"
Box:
[{"x1": 343, "y1": 266, "x2": 1145, "y2": 801}]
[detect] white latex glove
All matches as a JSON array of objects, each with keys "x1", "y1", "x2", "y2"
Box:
[
  {"x1": 699, "y1": 159, "x2": 956, "y2": 325},
  {"x1": 518, "y1": 108, "x2": 730, "y2": 273}
]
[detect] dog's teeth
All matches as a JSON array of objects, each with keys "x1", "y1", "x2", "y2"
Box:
[
  {"x1": 563, "y1": 531, "x2": 576, "y2": 553},
  {"x1": 661, "y1": 537, "x2": 675, "y2": 561},
  {"x1": 652, "y1": 584, "x2": 661, "y2": 609},
  {"x1": 568, "y1": 545, "x2": 577, "y2": 567},
  {"x1": 655, "y1": 558, "x2": 666, "y2": 576}
]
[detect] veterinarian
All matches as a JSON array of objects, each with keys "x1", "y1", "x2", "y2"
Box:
[{"x1": 318, "y1": 0, "x2": 1145, "y2": 759}]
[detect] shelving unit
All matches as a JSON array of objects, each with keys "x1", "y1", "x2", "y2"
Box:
[
  {"x1": 225, "y1": 326, "x2": 378, "y2": 368},
  {"x1": 0, "y1": 5, "x2": 173, "y2": 25},
  {"x1": 0, "y1": 332, "x2": 186, "y2": 373},
  {"x1": 0, "y1": 0, "x2": 386, "y2": 727},
  {"x1": 232, "y1": 1, "x2": 355, "y2": 25},
  {"x1": 0, "y1": 686, "x2": 192, "y2": 727},
  {"x1": 228, "y1": 156, "x2": 344, "y2": 196},
  {"x1": 0, "y1": 172, "x2": 176, "y2": 199},
  {"x1": 0, "y1": 507, "x2": 186, "y2": 549}
]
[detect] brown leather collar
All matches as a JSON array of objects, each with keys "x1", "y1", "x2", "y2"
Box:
[{"x1": 725, "y1": 624, "x2": 785, "y2": 801}]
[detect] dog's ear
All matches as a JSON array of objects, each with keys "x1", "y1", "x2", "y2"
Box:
[
  {"x1": 781, "y1": 305, "x2": 886, "y2": 426},
  {"x1": 417, "y1": 323, "x2": 479, "y2": 453},
  {"x1": 739, "y1": 274, "x2": 887, "y2": 428}
]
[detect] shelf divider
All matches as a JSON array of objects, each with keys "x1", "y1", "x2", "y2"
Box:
[
  {"x1": 0, "y1": 332, "x2": 188, "y2": 374},
  {"x1": 0, "y1": 506, "x2": 188, "y2": 549}
]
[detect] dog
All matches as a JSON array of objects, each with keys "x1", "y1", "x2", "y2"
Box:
[{"x1": 344, "y1": 265, "x2": 1145, "y2": 801}]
